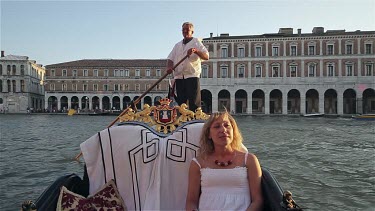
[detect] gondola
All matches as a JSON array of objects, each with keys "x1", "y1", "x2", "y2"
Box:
[{"x1": 22, "y1": 56, "x2": 303, "y2": 211}]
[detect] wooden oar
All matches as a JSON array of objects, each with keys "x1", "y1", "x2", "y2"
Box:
[{"x1": 74, "y1": 55, "x2": 189, "y2": 160}]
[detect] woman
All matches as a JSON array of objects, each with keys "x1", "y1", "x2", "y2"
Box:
[{"x1": 186, "y1": 112, "x2": 263, "y2": 211}]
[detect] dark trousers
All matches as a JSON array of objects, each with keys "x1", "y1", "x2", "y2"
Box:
[{"x1": 175, "y1": 77, "x2": 201, "y2": 111}]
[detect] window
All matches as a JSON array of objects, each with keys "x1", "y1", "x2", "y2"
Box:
[
  {"x1": 366, "y1": 64, "x2": 373, "y2": 76},
  {"x1": 220, "y1": 66, "x2": 228, "y2": 78},
  {"x1": 146, "y1": 69, "x2": 150, "y2": 77},
  {"x1": 21, "y1": 65, "x2": 25, "y2": 75},
  {"x1": 62, "y1": 83, "x2": 67, "y2": 91},
  {"x1": 103, "y1": 84, "x2": 109, "y2": 91},
  {"x1": 104, "y1": 69, "x2": 109, "y2": 77},
  {"x1": 238, "y1": 47, "x2": 245, "y2": 58},
  {"x1": 114, "y1": 84, "x2": 120, "y2": 91},
  {"x1": 308, "y1": 46, "x2": 315, "y2": 55},
  {"x1": 346, "y1": 65, "x2": 353, "y2": 76},
  {"x1": 21, "y1": 80, "x2": 25, "y2": 92},
  {"x1": 146, "y1": 84, "x2": 151, "y2": 90},
  {"x1": 114, "y1": 69, "x2": 119, "y2": 77},
  {"x1": 201, "y1": 65, "x2": 208, "y2": 78},
  {"x1": 7, "y1": 65, "x2": 11, "y2": 75},
  {"x1": 124, "y1": 84, "x2": 129, "y2": 91},
  {"x1": 73, "y1": 70, "x2": 77, "y2": 77},
  {"x1": 238, "y1": 65, "x2": 245, "y2": 78},
  {"x1": 93, "y1": 69, "x2": 98, "y2": 77},
  {"x1": 62, "y1": 69, "x2": 67, "y2": 76},
  {"x1": 255, "y1": 46, "x2": 262, "y2": 57},
  {"x1": 83, "y1": 84, "x2": 88, "y2": 91},
  {"x1": 327, "y1": 64, "x2": 335, "y2": 76},
  {"x1": 291, "y1": 46, "x2": 297, "y2": 56},
  {"x1": 125, "y1": 69, "x2": 129, "y2": 77},
  {"x1": 51, "y1": 69, "x2": 55, "y2": 76},
  {"x1": 255, "y1": 66, "x2": 262, "y2": 77},
  {"x1": 346, "y1": 44, "x2": 353, "y2": 54},
  {"x1": 221, "y1": 47, "x2": 228, "y2": 58},
  {"x1": 365, "y1": 44, "x2": 372, "y2": 54},
  {"x1": 327, "y1": 45, "x2": 334, "y2": 55},
  {"x1": 72, "y1": 84, "x2": 77, "y2": 91},
  {"x1": 308, "y1": 64, "x2": 316, "y2": 77},
  {"x1": 272, "y1": 66, "x2": 279, "y2": 77},
  {"x1": 135, "y1": 84, "x2": 140, "y2": 91},
  {"x1": 12, "y1": 65, "x2": 16, "y2": 75},
  {"x1": 156, "y1": 69, "x2": 161, "y2": 77},
  {"x1": 156, "y1": 84, "x2": 161, "y2": 90},
  {"x1": 50, "y1": 83, "x2": 55, "y2": 91},
  {"x1": 290, "y1": 66, "x2": 297, "y2": 77},
  {"x1": 135, "y1": 69, "x2": 140, "y2": 77},
  {"x1": 120, "y1": 69, "x2": 124, "y2": 77},
  {"x1": 272, "y1": 46, "x2": 279, "y2": 56},
  {"x1": 84, "y1": 69, "x2": 89, "y2": 76},
  {"x1": 93, "y1": 84, "x2": 98, "y2": 91}
]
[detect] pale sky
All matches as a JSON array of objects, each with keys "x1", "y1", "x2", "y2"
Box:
[{"x1": 1, "y1": 0, "x2": 374, "y2": 65}]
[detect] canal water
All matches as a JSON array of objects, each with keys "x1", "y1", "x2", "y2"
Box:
[{"x1": 0, "y1": 114, "x2": 374, "y2": 210}]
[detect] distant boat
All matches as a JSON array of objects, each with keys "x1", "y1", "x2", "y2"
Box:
[
  {"x1": 303, "y1": 113, "x2": 324, "y2": 117},
  {"x1": 88, "y1": 111, "x2": 111, "y2": 116},
  {"x1": 352, "y1": 114, "x2": 375, "y2": 120}
]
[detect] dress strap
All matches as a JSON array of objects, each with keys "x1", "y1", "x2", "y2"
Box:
[
  {"x1": 244, "y1": 152, "x2": 249, "y2": 165},
  {"x1": 192, "y1": 158, "x2": 201, "y2": 168}
]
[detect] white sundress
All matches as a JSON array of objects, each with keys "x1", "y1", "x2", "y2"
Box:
[{"x1": 193, "y1": 153, "x2": 251, "y2": 211}]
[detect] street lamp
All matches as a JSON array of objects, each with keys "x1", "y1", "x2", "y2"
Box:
[{"x1": 85, "y1": 96, "x2": 88, "y2": 113}]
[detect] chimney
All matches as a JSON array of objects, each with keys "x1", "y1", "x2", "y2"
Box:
[
  {"x1": 278, "y1": 28, "x2": 293, "y2": 35},
  {"x1": 210, "y1": 33, "x2": 213, "y2": 39},
  {"x1": 298, "y1": 28, "x2": 301, "y2": 36},
  {"x1": 312, "y1": 27, "x2": 324, "y2": 34},
  {"x1": 1, "y1": 51, "x2": 4, "y2": 57}
]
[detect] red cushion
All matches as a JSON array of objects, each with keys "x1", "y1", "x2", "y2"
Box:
[{"x1": 56, "y1": 179, "x2": 126, "y2": 211}]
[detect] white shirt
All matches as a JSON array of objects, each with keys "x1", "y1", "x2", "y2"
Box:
[{"x1": 167, "y1": 37, "x2": 208, "y2": 79}]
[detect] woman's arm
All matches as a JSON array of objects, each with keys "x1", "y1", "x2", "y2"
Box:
[
  {"x1": 185, "y1": 160, "x2": 201, "y2": 211},
  {"x1": 246, "y1": 153, "x2": 263, "y2": 211}
]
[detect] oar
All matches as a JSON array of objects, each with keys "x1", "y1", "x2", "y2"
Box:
[{"x1": 74, "y1": 55, "x2": 189, "y2": 160}]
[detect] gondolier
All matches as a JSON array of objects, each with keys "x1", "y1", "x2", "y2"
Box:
[{"x1": 166, "y1": 22, "x2": 209, "y2": 111}]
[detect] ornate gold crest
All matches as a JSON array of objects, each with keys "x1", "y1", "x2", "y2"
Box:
[{"x1": 119, "y1": 98, "x2": 209, "y2": 134}]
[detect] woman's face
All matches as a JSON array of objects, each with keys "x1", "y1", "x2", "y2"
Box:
[{"x1": 209, "y1": 115, "x2": 233, "y2": 147}]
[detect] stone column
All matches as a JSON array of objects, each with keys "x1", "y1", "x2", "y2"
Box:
[
  {"x1": 120, "y1": 95, "x2": 124, "y2": 110},
  {"x1": 264, "y1": 92, "x2": 270, "y2": 114},
  {"x1": 358, "y1": 58, "x2": 362, "y2": 76},
  {"x1": 89, "y1": 96, "x2": 93, "y2": 110},
  {"x1": 248, "y1": 61, "x2": 252, "y2": 78},
  {"x1": 248, "y1": 41, "x2": 251, "y2": 57},
  {"x1": 58, "y1": 98, "x2": 61, "y2": 111},
  {"x1": 265, "y1": 61, "x2": 269, "y2": 78},
  {"x1": 320, "y1": 60, "x2": 323, "y2": 78},
  {"x1": 99, "y1": 96, "x2": 102, "y2": 110},
  {"x1": 247, "y1": 93, "x2": 252, "y2": 114},
  {"x1": 338, "y1": 39, "x2": 342, "y2": 55},
  {"x1": 357, "y1": 38, "x2": 361, "y2": 54},
  {"x1": 301, "y1": 40, "x2": 305, "y2": 56},
  {"x1": 319, "y1": 92, "x2": 324, "y2": 114},
  {"x1": 319, "y1": 40, "x2": 323, "y2": 55},
  {"x1": 78, "y1": 97, "x2": 82, "y2": 110},
  {"x1": 283, "y1": 60, "x2": 287, "y2": 78},
  {"x1": 300, "y1": 94, "x2": 306, "y2": 115},
  {"x1": 337, "y1": 91, "x2": 343, "y2": 115},
  {"x1": 231, "y1": 42, "x2": 234, "y2": 57},
  {"x1": 282, "y1": 90, "x2": 288, "y2": 114},
  {"x1": 231, "y1": 61, "x2": 235, "y2": 78},
  {"x1": 283, "y1": 40, "x2": 287, "y2": 56},
  {"x1": 212, "y1": 93, "x2": 218, "y2": 113},
  {"x1": 338, "y1": 59, "x2": 342, "y2": 77},
  {"x1": 265, "y1": 41, "x2": 269, "y2": 57},
  {"x1": 230, "y1": 91, "x2": 235, "y2": 113}
]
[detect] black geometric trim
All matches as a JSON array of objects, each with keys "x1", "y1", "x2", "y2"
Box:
[{"x1": 98, "y1": 131, "x2": 107, "y2": 184}]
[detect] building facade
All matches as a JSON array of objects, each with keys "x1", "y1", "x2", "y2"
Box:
[
  {"x1": 200, "y1": 27, "x2": 375, "y2": 115},
  {"x1": 44, "y1": 59, "x2": 170, "y2": 112},
  {"x1": 43, "y1": 27, "x2": 375, "y2": 115},
  {"x1": 0, "y1": 51, "x2": 45, "y2": 113}
]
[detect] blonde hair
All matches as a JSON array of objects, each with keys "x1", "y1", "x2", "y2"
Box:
[{"x1": 199, "y1": 111, "x2": 244, "y2": 158}]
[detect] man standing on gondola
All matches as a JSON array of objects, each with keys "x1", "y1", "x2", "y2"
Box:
[{"x1": 166, "y1": 22, "x2": 209, "y2": 111}]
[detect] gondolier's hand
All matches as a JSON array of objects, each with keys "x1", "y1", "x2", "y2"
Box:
[
  {"x1": 166, "y1": 68, "x2": 173, "y2": 74},
  {"x1": 187, "y1": 48, "x2": 197, "y2": 57}
]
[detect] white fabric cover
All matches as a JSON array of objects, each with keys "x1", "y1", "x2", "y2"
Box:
[{"x1": 81, "y1": 122, "x2": 203, "y2": 210}]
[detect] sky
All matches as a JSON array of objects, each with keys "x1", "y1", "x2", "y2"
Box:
[{"x1": 1, "y1": 0, "x2": 374, "y2": 66}]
